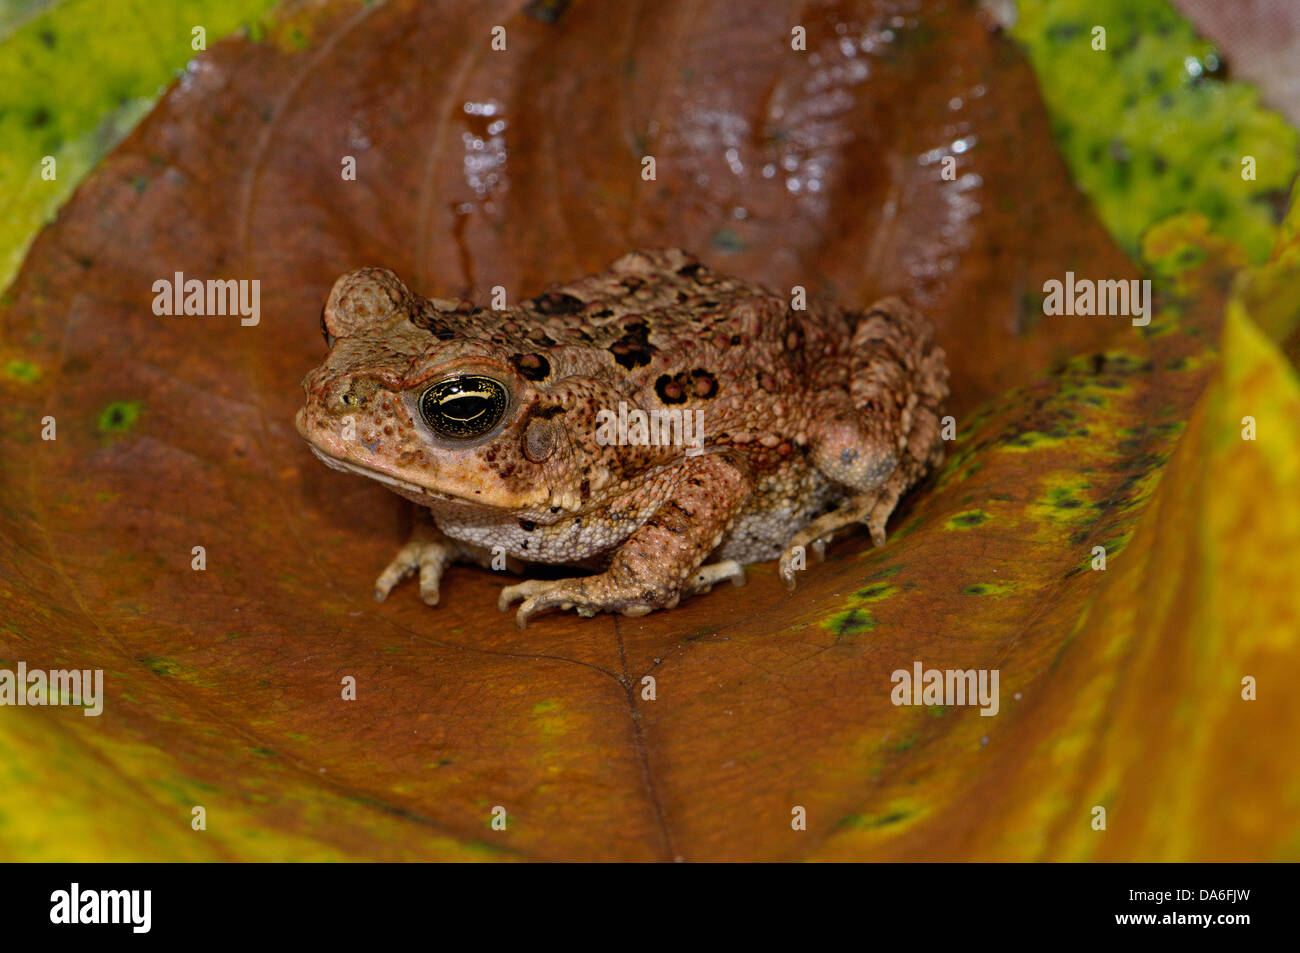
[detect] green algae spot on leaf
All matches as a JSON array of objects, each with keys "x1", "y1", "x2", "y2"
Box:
[{"x1": 97, "y1": 400, "x2": 141, "y2": 433}]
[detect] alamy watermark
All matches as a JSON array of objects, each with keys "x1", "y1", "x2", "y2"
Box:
[
  {"x1": 1042, "y1": 272, "x2": 1152, "y2": 327},
  {"x1": 0, "y1": 663, "x2": 103, "y2": 716},
  {"x1": 891, "y1": 661, "x2": 999, "y2": 716},
  {"x1": 595, "y1": 402, "x2": 705, "y2": 455},
  {"x1": 50, "y1": 884, "x2": 150, "y2": 933},
  {"x1": 152, "y1": 271, "x2": 260, "y2": 326}
]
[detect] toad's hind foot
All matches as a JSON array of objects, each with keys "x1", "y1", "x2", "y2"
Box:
[
  {"x1": 779, "y1": 499, "x2": 875, "y2": 588},
  {"x1": 499, "y1": 559, "x2": 746, "y2": 629},
  {"x1": 685, "y1": 559, "x2": 747, "y2": 596},
  {"x1": 498, "y1": 574, "x2": 662, "y2": 629},
  {"x1": 778, "y1": 482, "x2": 912, "y2": 587},
  {"x1": 498, "y1": 578, "x2": 567, "y2": 614}
]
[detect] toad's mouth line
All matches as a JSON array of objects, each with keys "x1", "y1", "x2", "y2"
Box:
[{"x1": 306, "y1": 444, "x2": 463, "y2": 502}]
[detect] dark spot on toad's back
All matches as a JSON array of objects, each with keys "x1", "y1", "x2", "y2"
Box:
[
  {"x1": 532, "y1": 291, "x2": 584, "y2": 315},
  {"x1": 610, "y1": 320, "x2": 653, "y2": 369},
  {"x1": 411, "y1": 309, "x2": 458, "y2": 340},
  {"x1": 511, "y1": 352, "x2": 551, "y2": 381}
]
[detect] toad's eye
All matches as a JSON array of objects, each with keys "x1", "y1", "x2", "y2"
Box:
[{"x1": 419, "y1": 375, "x2": 509, "y2": 440}]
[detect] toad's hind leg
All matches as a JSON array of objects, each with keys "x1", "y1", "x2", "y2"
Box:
[
  {"x1": 499, "y1": 452, "x2": 752, "y2": 628},
  {"x1": 498, "y1": 559, "x2": 746, "y2": 617},
  {"x1": 783, "y1": 298, "x2": 948, "y2": 585}
]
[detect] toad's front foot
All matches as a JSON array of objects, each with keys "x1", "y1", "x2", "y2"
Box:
[{"x1": 374, "y1": 517, "x2": 458, "y2": 606}]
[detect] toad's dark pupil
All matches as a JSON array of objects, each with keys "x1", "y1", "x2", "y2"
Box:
[
  {"x1": 445, "y1": 394, "x2": 488, "y2": 420},
  {"x1": 420, "y1": 376, "x2": 508, "y2": 439}
]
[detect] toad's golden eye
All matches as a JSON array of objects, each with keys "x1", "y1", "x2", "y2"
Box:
[{"x1": 419, "y1": 376, "x2": 509, "y2": 440}]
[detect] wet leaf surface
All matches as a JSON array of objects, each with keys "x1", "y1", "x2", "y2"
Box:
[{"x1": 0, "y1": 0, "x2": 1296, "y2": 860}]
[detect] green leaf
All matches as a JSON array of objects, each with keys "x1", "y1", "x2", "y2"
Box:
[
  {"x1": 1010, "y1": 0, "x2": 1298, "y2": 263},
  {"x1": 0, "y1": 0, "x2": 279, "y2": 292}
]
